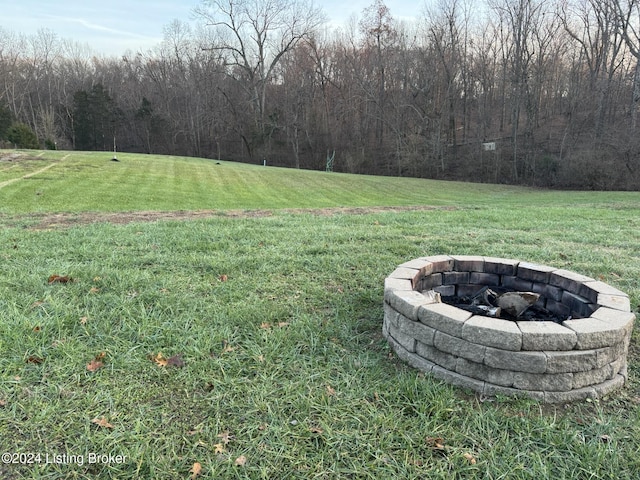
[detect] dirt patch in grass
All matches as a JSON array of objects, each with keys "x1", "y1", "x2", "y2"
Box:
[{"x1": 4, "y1": 205, "x2": 455, "y2": 230}]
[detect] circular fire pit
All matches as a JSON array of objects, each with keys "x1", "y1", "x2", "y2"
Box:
[{"x1": 383, "y1": 255, "x2": 635, "y2": 403}]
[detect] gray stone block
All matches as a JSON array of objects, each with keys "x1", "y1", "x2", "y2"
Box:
[
  {"x1": 483, "y1": 383, "x2": 545, "y2": 401},
  {"x1": 517, "y1": 262, "x2": 556, "y2": 283},
  {"x1": 418, "y1": 302, "x2": 472, "y2": 337},
  {"x1": 500, "y1": 276, "x2": 534, "y2": 291},
  {"x1": 397, "y1": 315, "x2": 436, "y2": 346},
  {"x1": 388, "y1": 289, "x2": 438, "y2": 321},
  {"x1": 461, "y1": 315, "x2": 523, "y2": 351},
  {"x1": 384, "y1": 278, "x2": 413, "y2": 300},
  {"x1": 596, "y1": 294, "x2": 631, "y2": 312},
  {"x1": 579, "y1": 280, "x2": 628, "y2": 304},
  {"x1": 483, "y1": 257, "x2": 519, "y2": 276},
  {"x1": 572, "y1": 364, "x2": 614, "y2": 389},
  {"x1": 416, "y1": 342, "x2": 458, "y2": 370},
  {"x1": 456, "y1": 357, "x2": 515, "y2": 387},
  {"x1": 484, "y1": 347, "x2": 547, "y2": 373},
  {"x1": 469, "y1": 272, "x2": 501, "y2": 286},
  {"x1": 531, "y1": 282, "x2": 564, "y2": 301},
  {"x1": 544, "y1": 386, "x2": 597, "y2": 403},
  {"x1": 431, "y1": 365, "x2": 485, "y2": 393},
  {"x1": 419, "y1": 273, "x2": 443, "y2": 290},
  {"x1": 563, "y1": 316, "x2": 629, "y2": 350},
  {"x1": 549, "y1": 269, "x2": 595, "y2": 295},
  {"x1": 422, "y1": 255, "x2": 455, "y2": 273},
  {"x1": 593, "y1": 375, "x2": 626, "y2": 399},
  {"x1": 452, "y1": 255, "x2": 485, "y2": 272},
  {"x1": 389, "y1": 323, "x2": 416, "y2": 352},
  {"x1": 443, "y1": 271, "x2": 469, "y2": 285},
  {"x1": 456, "y1": 284, "x2": 488, "y2": 297},
  {"x1": 387, "y1": 334, "x2": 435, "y2": 373},
  {"x1": 388, "y1": 267, "x2": 423, "y2": 289},
  {"x1": 433, "y1": 330, "x2": 487, "y2": 364},
  {"x1": 562, "y1": 290, "x2": 596, "y2": 318},
  {"x1": 518, "y1": 321, "x2": 577, "y2": 351},
  {"x1": 545, "y1": 349, "x2": 598, "y2": 373},
  {"x1": 513, "y1": 371, "x2": 573, "y2": 392},
  {"x1": 399, "y1": 258, "x2": 435, "y2": 276},
  {"x1": 433, "y1": 285, "x2": 456, "y2": 296}
]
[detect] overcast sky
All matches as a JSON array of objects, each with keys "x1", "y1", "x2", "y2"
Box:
[{"x1": 1, "y1": 0, "x2": 422, "y2": 56}]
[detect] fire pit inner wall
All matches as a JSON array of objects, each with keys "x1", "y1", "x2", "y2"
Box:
[{"x1": 383, "y1": 255, "x2": 635, "y2": 403}]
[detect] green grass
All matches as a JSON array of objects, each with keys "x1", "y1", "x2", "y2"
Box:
[
  {"x1": 0, "y1": 149, "x2": 639, "y2": 479},
  {"x1": 1, "y1": 150, "x2": 638, "y2": 215}
]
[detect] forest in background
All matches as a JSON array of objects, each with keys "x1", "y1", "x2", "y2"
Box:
[{"x1": 1, "y1": 0, "x2": 640, "y2": 190}]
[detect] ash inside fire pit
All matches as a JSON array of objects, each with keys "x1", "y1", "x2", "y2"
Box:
[{"x1": 441, "y1": 286, "x2": 568, "y2": 323}]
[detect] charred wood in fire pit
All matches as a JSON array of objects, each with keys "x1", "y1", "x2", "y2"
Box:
[{"x1": 442, "y1": 287, "x2": 567, "y2": 323}]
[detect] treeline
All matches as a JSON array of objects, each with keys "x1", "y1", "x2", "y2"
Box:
[{"x1": 1, "y1": 0, "x2": 640, "y2": 189}]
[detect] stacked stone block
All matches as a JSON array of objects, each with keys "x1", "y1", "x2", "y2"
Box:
[{"x1": 383, "y1": 255, "x2": 635, "y2": 403}]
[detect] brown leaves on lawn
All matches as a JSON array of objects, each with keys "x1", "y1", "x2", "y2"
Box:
[
  {"x1": 217, "y1": 430, "x2": 234, "y2": 445},
  {"x1": 151, "y1": 352, "x2": 185, "y2": 368},
  {"x1": 26, "y1": 355, "x2": 44, "y2": 364},
  {"x1": 426, "y1": 437, "x2": 477, "y2": 464},
  {"x1": 234, "y1": 455, "x2": 247, "y2": 466},
  {"x1": 463, "y1": 452, "x2": 477, "y2": 464},
  {"x1": 48, "y1": 274, "x2": 73, "y2": 284},
  {"x1": 87, "y1": 352, "x2": 106, "y2": 372},
  {"x1": 259, "y1": 322, "x2": 290, "y2": 330},
  {"x1": 190, "y1": 462, "x2": 202, "y2": 479},
  {"x1": 425, "y1": 436, "x2": 446, "y2": 452},
  {"x1": 91, "y1": 416, "x2": 114, "y2": 429}
]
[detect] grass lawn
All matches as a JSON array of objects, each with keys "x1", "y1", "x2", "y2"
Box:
[{"x1": 0, "y1": 150, "x2": 639, "y2": 479}]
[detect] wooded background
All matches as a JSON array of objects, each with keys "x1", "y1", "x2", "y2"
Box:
[{"x1": 2, "y1": 0, "x2": 640, "y2": 189}]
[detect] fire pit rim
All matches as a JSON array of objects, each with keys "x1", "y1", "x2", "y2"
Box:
[{"x1": 383, "y1": 255, "x2": 635, "y2": 403}]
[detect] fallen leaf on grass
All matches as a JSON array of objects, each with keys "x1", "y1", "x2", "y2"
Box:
[
  {"x1": 48, "y1": 274, "x2": 73, "y2": 284},
  {"x1": 26, "y1": 355, "x2": 44, "y2": 364},
  {"x1": 221, "y1": 342, "x2": 235, "y2": 354},
  {"x1": 151, "y1": 352, "x2": 185, "y2": 368},
  {"x1": 325, "y1": 385, "x2": 336, "y2": 396},
  {"x1": 219, "y1": 274, "x2": 228, "y2": 282},
  {"x1": 33, "y1": 325, "x2": 41, "y2": 332},
  {"x1": 80, "y1": 316, "x2": 88, "y2": 325},
  {"x1": 217, "y1": 430, "x2": 234, "y2": 445},
  {"x1": 86, "y1": 360, "x2": 103, "y2": 372},
  {"x1": 0, "y1": 398, "x2": 6, "y2": 407},
  {"x1": 463, "y1": 452, "x2": 477, "y2": 464},
  {"x1": 91, "y1": 416, "x2": 114, "y2": 429},
  {"x1": 234, "y1": 455, "x2": 247, "y2": 466},
  {"x1": 214, "y1": 443, "x2": 225, "y2": 454},
  {"x1": 152, "y1": 352, "x2": 168, "y2": 367},
  {"x1": 309, "y1": 426, "x2": 324, "y2": 434},
  {"x1": 425, "y1": 437, "x2": 446, "y2": 451},
  {"x1": 89, "y1": 287, "x2": 100, "y2": 294},
  {"x1": 260, "y1": 322, "x2": 289, "y2": 330},
  {"x1": 86, "y1": 352, "x2": 106, "y2": 372},
  {"x1": 189, "y1": 462, "x2": 202, "y2": 479}
]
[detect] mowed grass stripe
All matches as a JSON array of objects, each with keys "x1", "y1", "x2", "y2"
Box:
[{"x1": 1, "y1": 150, "x2": 640, "y2": 216}]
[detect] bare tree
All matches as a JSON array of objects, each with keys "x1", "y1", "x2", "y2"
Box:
[{"x1": 195, "y1": 0, "x2": 324, "y2": 159}]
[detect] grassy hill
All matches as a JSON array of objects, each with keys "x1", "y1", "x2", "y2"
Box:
[
  {"x1": 1, "y1": 149, "x2": 639, "y2": 479},
  {"x1": 1, "y1": 150, "x2": 638, "y2": 215}
]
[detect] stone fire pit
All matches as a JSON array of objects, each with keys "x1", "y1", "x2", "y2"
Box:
[{"x1": 383, "y1": 255, "x2": 635, "y2": 403}]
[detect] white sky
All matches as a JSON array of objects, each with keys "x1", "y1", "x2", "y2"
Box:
[{"x1": 1, "y1": 0, "x2": 424, "y2": 56}]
